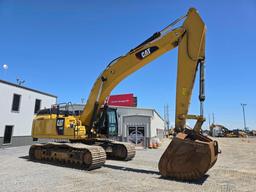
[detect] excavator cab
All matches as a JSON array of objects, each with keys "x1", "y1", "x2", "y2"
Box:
[{"x1": 96, "y1": 106, "x2": 118, "y2": 138}]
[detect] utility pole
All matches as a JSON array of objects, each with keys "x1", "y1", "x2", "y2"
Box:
[
  {"x1": 241, "y1": 103, "x2": 247, "y2": 131},
  {"x1": 164, "y1": 104, "x2": 170, "y2": 132},
  {"x1": 166, "y1": 104, "x2": 169, "y2": 131},
  {"x1": 212, "y1": 113, "x2": 215, "y2": 124},
  {"x1": 208, "y1": 114, "x2": 211, "y2": 129}
]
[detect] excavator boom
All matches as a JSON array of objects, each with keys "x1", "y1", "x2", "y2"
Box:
[
  {"x1": 80, "y1": 27, "x2": 185, "y2": 129},
  {"x1": 81, "y1": 8, "x2": 206, "y2": 134}
]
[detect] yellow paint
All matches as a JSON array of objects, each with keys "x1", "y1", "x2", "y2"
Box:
[{"x1": 32, "y1": 113, "x2": 86, "y2": 140}]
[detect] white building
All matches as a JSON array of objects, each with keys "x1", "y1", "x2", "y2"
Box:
[
  {"x1": 114, "y1": 106, "x2": 165, "y2": 148},
  {"x1": 0, "y1": 79, "x2": 57, "y2": 147}
]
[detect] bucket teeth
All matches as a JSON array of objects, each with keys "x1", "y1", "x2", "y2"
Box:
[{"x1": 158, "y1": 132, "x2": 218, "y2": 181}]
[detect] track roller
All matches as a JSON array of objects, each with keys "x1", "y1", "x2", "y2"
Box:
[{"x1": 29, "y1": 142, "x2": 106, "y2": 170}]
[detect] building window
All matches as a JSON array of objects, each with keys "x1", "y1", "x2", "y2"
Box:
[
  {"x1": 3, "y1": 125, "x2": 13, "y2": 144},
  {"x1": 11, "y1": 94, "x2": 21, "y2": 112},
  {"x1": 34, "y1": 99, "x2": 41, "y2": 114}
]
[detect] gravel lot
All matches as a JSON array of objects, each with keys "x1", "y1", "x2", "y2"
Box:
[{"x1": 0, "y1": 137, "x2": 256, "y2": 192}]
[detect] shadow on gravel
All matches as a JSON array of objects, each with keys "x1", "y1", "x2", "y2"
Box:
[
  {"x1": 104, "y1": 164, "x2": 209, "y2": 185},
  {"x1": 160, "y1": 174, "x2": 209, "y2": 185},
  {"x1": 103, "y1": 164, "x2": 160, "y2": 175},
  {"x1": 19, "y1": 155, "x2": 29, "y2": 160},
  {"x1": 19, "y1": 156, "x2": 209, "y2": 185}
]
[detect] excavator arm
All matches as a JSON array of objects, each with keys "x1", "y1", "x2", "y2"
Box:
[
  {"x1": 81, "y1": 8, "x2": 206, "y2": 135},
  {"x1": 175, "y1": 9, "x2": 206, "y2": 132}
]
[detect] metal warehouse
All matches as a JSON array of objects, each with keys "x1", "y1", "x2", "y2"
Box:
[
  {"x1": 0, "y1": 79, "x2": 57, "y2": 147},
  {"x1": 113, "y1": 106, "x2": 165, "y2": 148}
]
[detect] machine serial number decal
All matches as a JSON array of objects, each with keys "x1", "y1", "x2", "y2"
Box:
[{"x1": 136, "y1": 46, "x2": 159, "y2": 60}]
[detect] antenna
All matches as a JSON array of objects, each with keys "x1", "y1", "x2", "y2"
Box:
[{"x1": 16, "y1": 77, "x2": 26, "y2": 86}]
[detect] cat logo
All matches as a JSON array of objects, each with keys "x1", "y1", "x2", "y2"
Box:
[
  {"x1": 141, "y1": 48, "x2": 151, "y2": 58},
  {"x1": 135, "y1": 46, "x2": 159, "y2": 60},
  {"x1": 56, "y1": 118, "x2": 65, "y2": 135},
  {"x1": 57, "y1": 119, "x2": 64, "y2": 126}
]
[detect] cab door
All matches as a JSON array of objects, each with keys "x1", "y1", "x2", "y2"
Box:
[{"x1": 107, "y1": 108, "x2": 118, "y2": 138}]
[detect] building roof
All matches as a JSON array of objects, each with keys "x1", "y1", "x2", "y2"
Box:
[
  {"x1": 108, "y1": 105, "x2": 164, "y2": 121},
  {"x1": 0, "y1": 79, "x2": 57, "y2": 98},
  {"x1": 50, "y1": 103, "x2": 165, "y2": 121}
]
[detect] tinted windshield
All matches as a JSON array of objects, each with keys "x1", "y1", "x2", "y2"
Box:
[{"x1": 107, "y1": 109, "x2": 118, "y2": 136}]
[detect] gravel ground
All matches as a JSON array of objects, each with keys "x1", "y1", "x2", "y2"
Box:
[{"x1": 0, "y1": 137, "x2": 256, "y2": 192}]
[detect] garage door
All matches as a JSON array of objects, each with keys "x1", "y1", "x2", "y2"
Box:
[{"x1": 128, "y1": 126, "x2": 145, "y2": 147}]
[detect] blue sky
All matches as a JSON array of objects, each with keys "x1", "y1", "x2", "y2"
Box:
[{"x1": 0, "y1": 0, "x2": 256, "y2": 130}]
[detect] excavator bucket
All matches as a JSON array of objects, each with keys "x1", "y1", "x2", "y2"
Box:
[{"x1": 159, "y1": 131, "x2": 218, "y2": 181}]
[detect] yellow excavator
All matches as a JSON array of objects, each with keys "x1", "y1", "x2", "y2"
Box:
[{"x1": 29, "y1": 8, "x2": 219, "y2": 180}]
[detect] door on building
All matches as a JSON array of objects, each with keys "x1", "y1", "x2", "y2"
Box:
[
  {"x1": 3, "y1": 125, "x2": 13, "y2": 144},
  {"x1": 128, "y1": 126, "x2": 145, "y2": 147}
]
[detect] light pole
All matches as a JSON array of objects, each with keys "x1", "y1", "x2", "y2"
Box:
[
  {"x1": 208, "y1": 114, "x2": 211, "y2": 129},
  {"x1": 240, "y1": 103, "x2": 247, "y2": 131},
  {"x1": 212, "y1": 112, "x2": 215, "y2": 124}
]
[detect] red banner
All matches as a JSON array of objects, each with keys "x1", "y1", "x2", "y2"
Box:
[{"x1": 107, "y1": 94, "x2": 137, "y2": 107}]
